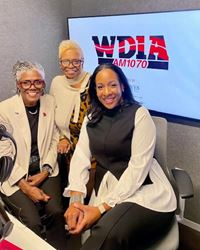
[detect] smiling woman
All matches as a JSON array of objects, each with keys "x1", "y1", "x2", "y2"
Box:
[
  {"x1": 0, "y1": 61, "x2": 68, "y2": 250},
  {"x1": 49, "y1": 40, "x2": 96, "y2": 208},
  {"x1": 64, "y1": 63, "x2": 177, "y2": 250},
  {"x1": 95, "y1": 68, "x2": 124, "y2": 109},
  {"x1": 16, "y1": 69, "x2": 45, "y2": 107}
]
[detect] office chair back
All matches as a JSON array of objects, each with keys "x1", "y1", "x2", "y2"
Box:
[
  {"x1": 152, "y1": 116, "x2": 168, "y2": 173},
  {"x1": 149, "y1": 116, "x2": 179, "y2": 250},
  {"x1": 152, "y1": 116, "x2": 179, "y2": 212}
]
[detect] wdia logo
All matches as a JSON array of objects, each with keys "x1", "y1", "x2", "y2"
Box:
[{"x1": 92, "y1": 36, "x2": 169, "y2": 70}]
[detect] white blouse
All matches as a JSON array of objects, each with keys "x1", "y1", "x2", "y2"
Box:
[{"x1": 64, "y1": 106, "x2": 177, "y2": 212}]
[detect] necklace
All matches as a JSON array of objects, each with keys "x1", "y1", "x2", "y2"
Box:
[
  {"x1": 26, "y1": 101, "x2": 40, "y2": 115},
  {"x1": 28, "y1": 109, "x2": 38, "y2": 115}
]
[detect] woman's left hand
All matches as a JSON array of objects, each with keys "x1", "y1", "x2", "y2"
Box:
[
  {"x1": 57, "y1": 138, "x2": 71, "y2": 154},
  {"x1": 27, "y1": 172, "x2": 48, "y2": 186},
  {"x1": 68, "y1": 203, "x2": 101, "y2": 234}
]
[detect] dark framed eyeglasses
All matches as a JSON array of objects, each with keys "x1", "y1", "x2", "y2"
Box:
[
  {"x1": 18, "y1": 80, "x2": 45, "y2": 90},
  {"x1": 60, "y1": 59, "x2": 83, "y2": 67}
]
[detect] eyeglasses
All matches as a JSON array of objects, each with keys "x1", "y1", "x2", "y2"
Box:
[
  {"x1": 60, "y1": 59, "x2": 83, "y2": 67},
  {"x1": 18, "y1": 80, "x2": 45, "y2": 90}
]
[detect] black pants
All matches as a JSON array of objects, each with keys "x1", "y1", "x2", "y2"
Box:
[
  {"x1": 57, "y1": 153, "x2": 70, "y2": 210},
  {"x1": 81, "y1": 202, "x2": 175, "y2": 250},
  {"x1": 1, "y1": 175, "x2": 68, "y2": 250}
]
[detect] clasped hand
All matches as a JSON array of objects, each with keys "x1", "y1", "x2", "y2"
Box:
[{"x1": 64, "y1": 203, "x2": 101, "y2": 234}]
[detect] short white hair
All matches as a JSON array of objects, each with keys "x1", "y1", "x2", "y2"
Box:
[
  {"x1": 58, "y1": 40, "x2": 84, "y2": 59},
  {"x1": 12, "y1": 61, "x2": 45, "y2": 81}
]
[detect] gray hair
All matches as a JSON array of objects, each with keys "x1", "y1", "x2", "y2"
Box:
[
  {"x1": 12, "y1": 61, "x2": 45, "y2": 82},
  {"x1": 58, "y1": 40, "x2": 84, "y2": 59}
]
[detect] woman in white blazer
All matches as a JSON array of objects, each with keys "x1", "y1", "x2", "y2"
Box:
[{"x1": 0, "y1": 61, "x2": 68, "y2": 250}]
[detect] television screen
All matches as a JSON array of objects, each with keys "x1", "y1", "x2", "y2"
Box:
[{"x1": 67, "y1": 10, "x2": 200, "y2": 123}]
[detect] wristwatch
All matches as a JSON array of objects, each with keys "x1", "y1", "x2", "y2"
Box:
[
  {"x1": 42, "y1": 164, "x2": 53, "y2": 175},
  {"x1": 69, "y1": 195, "x2": 84, "y2": 205},
  {"x1": 98, "y1": 203, "x2": 106, "y2": 215}
]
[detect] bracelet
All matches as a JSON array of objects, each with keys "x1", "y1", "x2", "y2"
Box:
[
  {"x1": 59, "y1": 135, "x2": 67, "y2": 141},
  {"x1": 69, "y1": 195, "x2": 84, "y2": 205},
  {"x1": 42, "y1": 165, "x2": 53, "y2": 175},
  {"x1": 97, "y1": 203, "x2": 106, "y2": 215}
]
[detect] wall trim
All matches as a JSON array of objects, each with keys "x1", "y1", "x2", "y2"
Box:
[{"x1": 180, "y1": 218, "x2": 200, "y2": 232}]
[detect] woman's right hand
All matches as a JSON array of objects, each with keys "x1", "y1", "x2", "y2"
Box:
[
  {"x1": 25, "y1": 186, "x2": 50, "y2": 203},
  {"x1": 57, "y1": 138, "x2": 71, "y2": 154},
  {"x1": 64, "y1": 204, "x2": 84, "y2": 233}
]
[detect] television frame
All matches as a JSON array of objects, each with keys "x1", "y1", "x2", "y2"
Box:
[{"x1": 67, "y1": 9, "x2": 200, "y2": 127}]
